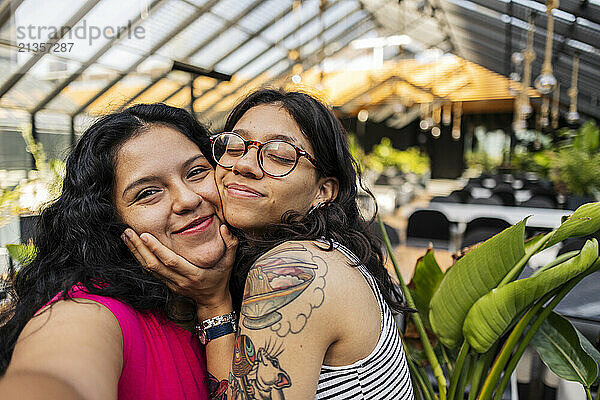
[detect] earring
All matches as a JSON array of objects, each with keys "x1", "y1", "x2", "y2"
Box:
[{"x1": 307, "y1": 202, "x2": 325, "y2": 216}]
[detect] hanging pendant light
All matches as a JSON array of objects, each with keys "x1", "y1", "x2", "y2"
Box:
[
  {"x1": 534, "y1": 0, "x2": 559, "y2": 95},
  {"x1": 513, "y1": 14, "x2": 536, "y2": 132},
  {"x1": 452, "y1": 102, "x2": 462, "y2": 140},
  {"x1": 552, "y1": 83, "x2": 560, "y2": 129},
  {"x1": 567, "y1": 54, "x2": 580, "y2": 124},
  {"x1": 509, "y1": 52, "x2": 523, "y2": 96},
  {"x1": 433, "y1": 104, "x2": 441, "y2": 125},
  {"x1": 419, "y1": 103, "x2": 431, "y2": 130},
  {"x1": 519, "y1": 15, "x2": 536, "y2": 118},
  {"x1": 442, "y1": 103, "x2": 452, "y2": 125},
  {"x1": 540, "y1": 96, "x2": 550, "y2": 128}
]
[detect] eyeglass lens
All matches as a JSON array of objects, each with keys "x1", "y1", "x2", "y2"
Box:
[{"x1": 213, "y1": 133, "x2": 299, "y2": 176}]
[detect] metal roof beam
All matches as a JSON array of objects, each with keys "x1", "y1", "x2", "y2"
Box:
[
  {"x1": 31, "y1": 0, "x2": 167, "y2": 114},
  {"x1": 0, "y1": 0, "x2": 100, "y2": 100},
  {"x1": 175, "y1": 1, "x2": 351, "y2": 112},
  {"x1": 444, "y1": 0, "x2": 599, "y2": 55},
  {"x1": 70, "y1": 0, "x2": 222, "y2": 117},
  {"x1": 205, "y1": 12, "x2": 376, "y2": 122},
  {"x1": 160, "y1": 0, "x2": 338, "y2": 106},
  {"x1": 0, "y1": 0, "x2": 24, "y2": 31},
  {"x1": 119, "y1": 0, "x2": 284, "y2": 110},
  {"x1": 339, "y1": 76, "x2": 399, "y2": 110}
]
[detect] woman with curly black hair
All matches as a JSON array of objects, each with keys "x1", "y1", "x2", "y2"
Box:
[
  {"x1": 0, "y1": 104, "x2": 236, "y2": 400},
  {"x1": 126, "y1": 89, "x2": 414, "y2": 399}
]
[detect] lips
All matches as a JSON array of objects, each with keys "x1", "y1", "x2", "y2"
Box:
[
  {"x1": 172, "y1": 215, "x2": 215, "y2": 235},
  {"x1": 225, "y1": 183, "x2": 264, "y2": 198}
]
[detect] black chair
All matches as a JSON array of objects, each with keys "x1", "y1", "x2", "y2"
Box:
[
  {"x1": 467, "y1": 196, "x2": 504, "y2": 206},
  {"x1": 492, "y1": 184, "x2": 516, "y2": 206},
  {"x1": 368, "y1": 221, "x2": 401, "y2": 248},
  {"x1": 430, "y1": 189, "x2": 470, "y2": 204},
  {"x1": 461, "y1": 218, "x2": 511, "y2": 248},
  {"x1": 406, "y1": 209, "x2": 451, "y2": 249}
]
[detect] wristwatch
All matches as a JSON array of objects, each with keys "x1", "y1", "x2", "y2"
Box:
[{"x1": 196, "y1": 311, "x2": 237, "y2": 345}]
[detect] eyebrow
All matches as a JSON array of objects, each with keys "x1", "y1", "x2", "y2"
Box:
[
  {"x1": 121, "y1": 154, "x2": 207, "y2": 196},
  {"x1": 233, "y1": 128, "x2": 298, "y2": 144}
]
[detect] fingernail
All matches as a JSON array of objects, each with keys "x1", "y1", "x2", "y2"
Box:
[
  {"x1": 124, "y1": 229, "x2": 133, "y2": 239},
  {"x1": 121, "y1": 233, "x2": 128, "y2": 243},
  {"x1": 140, "y1": 234, "x2": 148, "y2": 243}
]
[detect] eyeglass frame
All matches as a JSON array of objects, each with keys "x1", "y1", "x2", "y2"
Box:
[{"x1": 210, "y1": 131, "x2": 318, "y2": 177}]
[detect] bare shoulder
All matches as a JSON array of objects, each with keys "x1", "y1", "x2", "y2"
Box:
[
  {"x1": 21, "y1": 298, "x2": 122, "y2": 346},
  {"x1": 8, "y1": 299, "x2": 123, "y2": 400},
  {"x1": 241, "y1": 241, "x2": 333, "y2": 335}
]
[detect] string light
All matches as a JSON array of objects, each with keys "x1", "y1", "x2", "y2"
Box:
[
  {"x1": 534, "y1": 0, "x2": 559, "y2": 95},
  {"x1": 442, "y1": 103, "x2": 452, "y2": 125},
  {"x1": 567, "y1": 54, "x2": 580, "y2": 123},
  {"x1": 452, "y1": 102, "x2": 462, "y2": 140},
  {"x1": 551, "y1": 83, "x2": 560, "y2": 129}
]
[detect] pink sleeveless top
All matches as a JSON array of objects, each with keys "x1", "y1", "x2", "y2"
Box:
[{"x1": 47, "y1": 286, "x2": 210, "y2": 400}]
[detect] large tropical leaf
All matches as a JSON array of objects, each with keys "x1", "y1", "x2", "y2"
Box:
[
  {"x1": 545, "y1": 202, "x2": 600, "y2": 249},
  {"x1": 429, "y1": 220, "x2": 527, "y2": 348},
  {"x1": 531, "y1": 312, "x2": 599, "y2": 387},
  {"x1": 524, "y1": 233, "x2": 547, "y2": 254},
  {"x1": 6, "y1": 243, "x2": 37, "y2": 267},
  {"x1": 464, "y1": 239, "x2": 599, "y2": 353},
  {"x1": 577, "y1": 326, "x2": 600, "y2": 385},
  {"x1": 409, "y1": 249, "x2": 444, "y2": 328}
]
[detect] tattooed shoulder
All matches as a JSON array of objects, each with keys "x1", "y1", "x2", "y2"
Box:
[{"x1": 241, "y1": 241, "x2": 329, "y2": 337}]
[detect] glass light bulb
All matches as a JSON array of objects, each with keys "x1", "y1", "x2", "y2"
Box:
[
  {"x1": 511, "y1": 52, "x2": 524, "y2": 65},
  {"x1": 534, "y1": 73, "x2": 557, "y2": 95},
  {"x1": 567, "y1": 111, "x2": 580, "y2": 124},
  {"x1": 512, "y1": 120, "x2": 527, "y2": 131},
  {"x1": 520, "y1": 102, "x2": 532, "y2": 117}
]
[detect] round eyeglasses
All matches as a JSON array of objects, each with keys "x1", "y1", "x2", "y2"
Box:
[{"x1": 211, "y1": 132, "x2": 318, "y2": 177}]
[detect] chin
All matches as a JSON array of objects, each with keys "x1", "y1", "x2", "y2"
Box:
[{"x1": 185, "y1": 243, "x2": 225, "y2": 268}]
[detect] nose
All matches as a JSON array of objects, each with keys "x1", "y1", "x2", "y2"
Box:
[
  {"x1": 231, "y1": 146, "x2": 264, "y2": 179},
  {"x1": 171, "y1": 183, "x2": 203, "y2": 214}
]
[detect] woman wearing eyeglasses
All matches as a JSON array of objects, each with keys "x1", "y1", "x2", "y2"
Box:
[{"x1": 126, "y1": 89, "x2": 414, "y2": 399}]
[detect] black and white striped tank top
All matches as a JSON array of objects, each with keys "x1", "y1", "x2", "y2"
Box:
[{"x1": 315, "y1": 241, "x2": 414, "y2": 400}]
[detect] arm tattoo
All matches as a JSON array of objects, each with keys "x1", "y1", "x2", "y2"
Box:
[
  {"x1": 230, "y1": 334, "x2": 291, "y2": 400},
  {"x1": 240, "y1": 243, "x2": 328, "y2": 337},
  {"x1": 208, "y1": 372, "x2": 229, "y2": 400}
]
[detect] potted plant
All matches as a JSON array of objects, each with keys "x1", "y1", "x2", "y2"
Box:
[
  {"x1": 0, "y1": 125, "x2": 64, "y2": 264},
  {"x1": 379, "y1": 201, "x2": 600, "y2": 400},
  {"x1": 550, "y1": 121, "x2": 600, "y2": 210}
]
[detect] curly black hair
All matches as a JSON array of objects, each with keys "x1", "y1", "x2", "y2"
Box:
[{"x1": 0, "y1": 103, "x2": 214, "y2": 374}]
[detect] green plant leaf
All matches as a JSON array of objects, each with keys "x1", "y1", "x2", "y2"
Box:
[
  {"x1": 6, "y1": 243, "x2": 37, "y2": 266},
  {"x1": 464, "y1": 239, "x2": 599, "y2": 353},
  {"x1": 409, "y1": 249, "x2": 444, "y2": 328},
  {"x1": 525, "y1": 233, "x2": 547, "y2": 253},
  {"x1": 545, "y1": 202, "x2": 600, "y2": 248},
  {"x1": 429, "y1": 220, "x2": 527, "y2": 348},
  {"x1": 531, "y1": 312, "x2": 599, "y2": 387},
  {"x1": 577, "y1": 327, "x2": 600, "y2": 385},
  {"x1": 574, "y1": 121, "x2": 600, "y2": 154}
]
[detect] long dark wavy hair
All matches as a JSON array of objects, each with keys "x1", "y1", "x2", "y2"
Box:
[
  {"x1": 0, "y1": 103, "x2": 214, "y2": 374},
  {"x1": 225, "y1": 89, "x2": 406, "y2": 313}
]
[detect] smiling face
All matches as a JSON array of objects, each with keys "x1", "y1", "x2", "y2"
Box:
[
  {"x1": 215, "y1": 104, "x2": 327, "y2": 234},
  {"x1": 113, "y1": 125, "x2": 225, "y2": 267}
]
